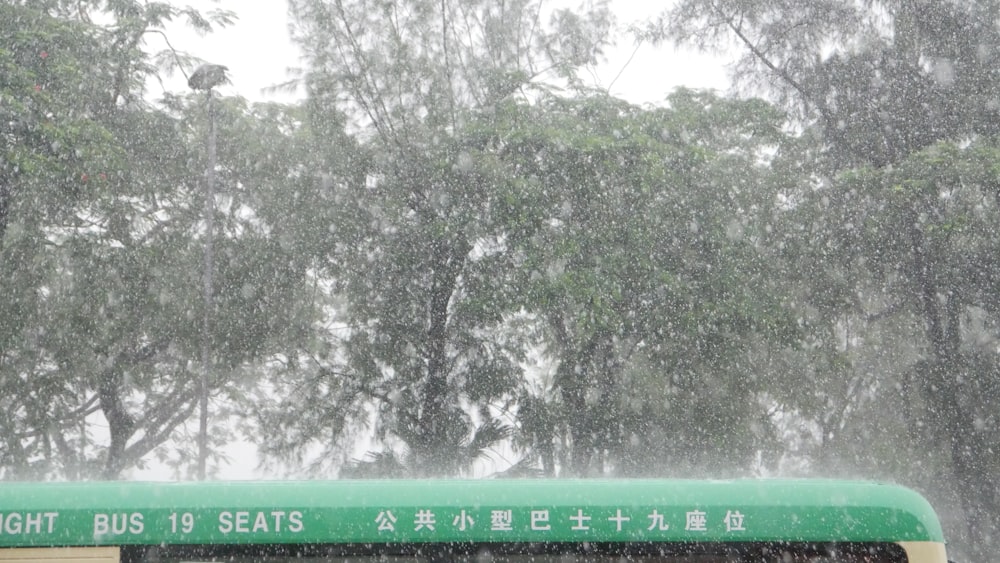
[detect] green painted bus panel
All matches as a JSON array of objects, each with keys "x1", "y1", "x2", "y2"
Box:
[{"x1": 0, "y1": 480, "x2": 944, "y2": 546}]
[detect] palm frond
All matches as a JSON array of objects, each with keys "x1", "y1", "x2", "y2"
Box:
[{"x1": 339, "y1": 449, "x2": 408, "y2": 478}]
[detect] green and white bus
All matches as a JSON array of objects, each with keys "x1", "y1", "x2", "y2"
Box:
[{"x1": 0, "y1": 480, "x2": 947, "y2": 563}]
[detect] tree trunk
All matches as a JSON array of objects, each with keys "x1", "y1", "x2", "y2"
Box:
[
  {"x1": 414, "y1": 237, "x2": 468, "y2": 473},
  {"x1": 559, "y1": 331, "x2": 606, "y2": 476},
  {"x1": 560, "y1": 362, "x2": 590, "y2": 475},
  {"x1": 0, "y1": 179, "x2": 9, "y2": 243},
  {"x1": 98, "y1": 365, "x2": 134, "y2": 479}
]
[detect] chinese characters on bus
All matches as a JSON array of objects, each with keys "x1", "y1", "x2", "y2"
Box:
[{"x1": 372, "y1": 508, "x2": 746, "y2": 534}]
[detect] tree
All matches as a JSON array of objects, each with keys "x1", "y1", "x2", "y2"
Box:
[
  {"x1": 649, "y1": 1, "x2": 1000, "y2": 168},
  {"x1": 653, "y1": 2, "x2": 1000, "y2": 558},
  {"x1": 0, "y1": 2, "x2": 320, "y2": 479},
  {"x1": 258, "y1": 0, "x2": 615, "y2": 476},
  {"x1": 0, "y1": 2, "x2": 139, "y2": 478},
  {"x1": 497, "y1": 90, "x2": 795, "y2": 476},
  {"x1": 253, "y1": 99, "x2": 541, "y2": 476},
  {"x1": 804, "y1": 141, "x2": 1000, "y2": 558}
]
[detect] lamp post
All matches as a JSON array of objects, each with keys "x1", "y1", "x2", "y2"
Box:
[{"x1": 189, "y1": 63, "x2": 228, "y2": 480}]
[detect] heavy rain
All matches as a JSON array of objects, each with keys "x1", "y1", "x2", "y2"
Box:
[{"x1": 1, "y1": 1, "x2": 998, "y2": 561}]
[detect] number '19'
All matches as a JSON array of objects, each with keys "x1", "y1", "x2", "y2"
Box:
[{"x1": 169, "y1": 512, "x2": 195, "y2": 534}]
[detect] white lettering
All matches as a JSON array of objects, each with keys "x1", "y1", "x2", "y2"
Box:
[
  {"x1": 218, "y1": 510, "x2": 303, "y2": 534},
  {"x1": 5, "y1": 513, "x2": 22, "y2": 535},
  {"x1": 271, "y1": 511, "x2": 285, "y2": 531},
  {"x1": 25, "y1": 513, "x2": 41, "y2": 534},
  {"x1": 530, "y1": 510, "x2": 550, "y2": 531},
  {"x1": 218, "y1": 512, "x2": 233, "y2": 534},
  {"x1": 0, "y1": 513, "x2": 59, "y2": 536},
  {"x1": 45, "y1": 513, "x2": 58, "y2": 533},
  {"x1": 94, "y1": 513, "x2": 143, "y2": 536},
  {"x1": 252, "y1": 512, "x2": 269, "y2": 533},
  {"x1": 171, "y1": 512, "x2": 195, "y2": 534},
  {"x1": 235, "y1": 511, "x2": 250, "y2": 533},
  {"x1": 130, "y1": 513, "x2": 144, "y2": 534}
]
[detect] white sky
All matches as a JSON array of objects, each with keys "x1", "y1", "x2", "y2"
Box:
[
  {"x1": 135, "y1": 1, "x2": 732, "y2": 480},
  {"x1": 151, "y1": 1, "x2": 731, "y2": 106}
]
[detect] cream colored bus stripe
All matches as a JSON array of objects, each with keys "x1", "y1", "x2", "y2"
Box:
[
  {"x1": 0, "y1": 547, "x2": 119, "y2": 563},
  {"x1": 899, "y1": 541, "x2": 948, "y2": 563}
]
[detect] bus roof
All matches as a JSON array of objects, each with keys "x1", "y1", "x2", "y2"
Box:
[{"x1": 0, "y1": 479, "x2": 944, "y2": 546}]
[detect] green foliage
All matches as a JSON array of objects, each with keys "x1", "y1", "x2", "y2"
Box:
[
  {"x1": 265, "y1": 0, "x2": 811, "y2": 479},
  {"x1": 779, "y1": 136, "x2": 1000, "y2": 558},
  {"x1": 262, "y1": 0, "x2": 617, "y2": 477},
  {"x1": 658, "y1": 1, "x2": 1000, "y2": 556},
  {"x1": 289, "y1": 0, "x2": 614, "y2": 141},
  {"x1": 0, "y1": 4, "x2": 125, "y2": 478},
  {"x1": 0, "y1": 2, "x2": 324, "y2": 479},
  {"x1": 494, "y1": 90, "x2": 795, "y2": 475},
  {"x1": 654, "y1": 0, "x2": 1000, "y2": 168}
]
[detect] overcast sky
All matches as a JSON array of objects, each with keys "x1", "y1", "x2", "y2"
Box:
[{"x1": 153, "y1": 1, "x2": 731, "y2": 106}]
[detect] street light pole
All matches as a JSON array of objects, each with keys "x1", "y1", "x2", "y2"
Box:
[
  {"x1": 187, "y1": 62, "x2": 227, "y2": 481},
  {"x1": 198, "y1": 87, "x2": 217, "y2": 481}
]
